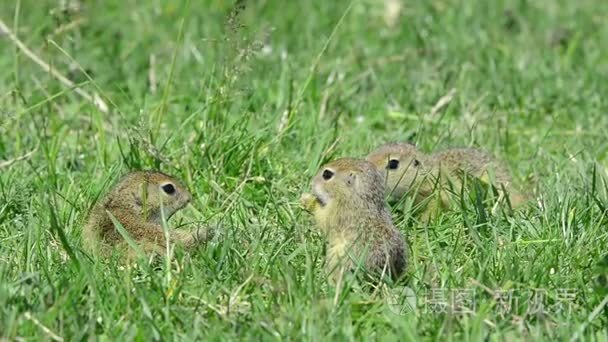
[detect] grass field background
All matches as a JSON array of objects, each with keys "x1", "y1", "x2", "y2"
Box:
[{"x1": 1, "y1": 0, "x2": 608, "y2": 339}]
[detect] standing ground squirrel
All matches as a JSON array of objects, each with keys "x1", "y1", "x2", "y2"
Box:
[
  {"x1": 83, "y1": 171, "x2": 208, "y2": 258},
  {"x1": 300, "y1": 158, "x2": 407, "y2": 283},
  {"x1": 366, "y1": 142, "x2": 527, "y2": 219}
]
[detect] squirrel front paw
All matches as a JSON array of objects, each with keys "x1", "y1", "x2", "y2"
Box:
[
  {"x1": 299, "y1": 193, "x2": 319, "y2": 213},
  {"x1": 193, "y1": 225, "x2": 215, "y2": 243}
]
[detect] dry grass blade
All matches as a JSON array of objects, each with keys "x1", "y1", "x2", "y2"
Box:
[
  {"x1": 23, "y1": 312, "x2": 64, "y2": 342},
  {"x1": 428, "y1": 88, "x2": 457, "y2": 118},
  {"x1": 0, "y1": 146, "x2": 38, "y2": 169},
  {"x1": 0, "y1": 18, "x2": 108, "y2": 113}
]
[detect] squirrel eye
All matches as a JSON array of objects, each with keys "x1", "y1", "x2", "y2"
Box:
[
  {"x1": 387, "y1": 159, "x2": 400, "y2": 170},
  {"x1": 413, "y1": 159, "x2": 421, "y2": 167},
  {"x1": 161, "y1": 183, "x2": 176, "y2": 195},
  {"x1": 322, "y1": 169, "x2": 334, "y2": 180}
]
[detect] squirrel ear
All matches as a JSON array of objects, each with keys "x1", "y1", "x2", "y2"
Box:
[
  {"x1": 131, "y1": 192, "x2": 143, "y2": 208},
  {"x1": 133, "y1": 182, "x2": 149, "y2": 208}
]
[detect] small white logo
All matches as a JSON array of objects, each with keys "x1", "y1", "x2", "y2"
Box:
[{"x1": 387, "y1": 286, "x2": 417, "y2": 315}]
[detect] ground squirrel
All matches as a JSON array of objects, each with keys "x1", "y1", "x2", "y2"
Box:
[
  {"x1": 300, "y1": 158, "x2": 407, "y2": 283},
  {"x1": 366, "y1": 142, "x2": 526, "y2": 219},
  {"x1": 83, "y1": 171, "x2": 207, "y2": 258}
]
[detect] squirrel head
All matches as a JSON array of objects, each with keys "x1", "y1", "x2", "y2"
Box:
[
  {"x1": 108, "y1": 171, "x2": 192, "y2": 223},
  {"x1": 366, "y1": 142, "x2": 426, "y2": 201},
  {"x1": 311, "y1": 158, "x2": 386, "y2": 211}
]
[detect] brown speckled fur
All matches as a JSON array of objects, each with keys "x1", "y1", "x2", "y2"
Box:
[
  {"x1": 300, "y1": 158, "x2": 407, "y2": 283},
  {"x1": 366, "y1": 143, "x2": 527, "y2": 218},
  {"x1": 428, "y1": 148, "x2": 512, "y2": 184},
  {"x1": 82, "y1": 171, "x2": 205, "y2": 257}
]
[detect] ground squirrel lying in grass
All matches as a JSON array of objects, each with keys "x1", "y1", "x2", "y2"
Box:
[
  {"x1": 366, "y1": 142, "x2": 526, "y2": 219},
  {"x1": 300, "y1": 158, "x2": 407, "y2": 283},
  {"x1": 83, "y1": 171, "x2": 208, "y2": 258}
]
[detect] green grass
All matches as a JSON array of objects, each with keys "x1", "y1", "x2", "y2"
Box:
[{"x1": 1, "y1": 0, "x2": 608, "y2": 339}]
